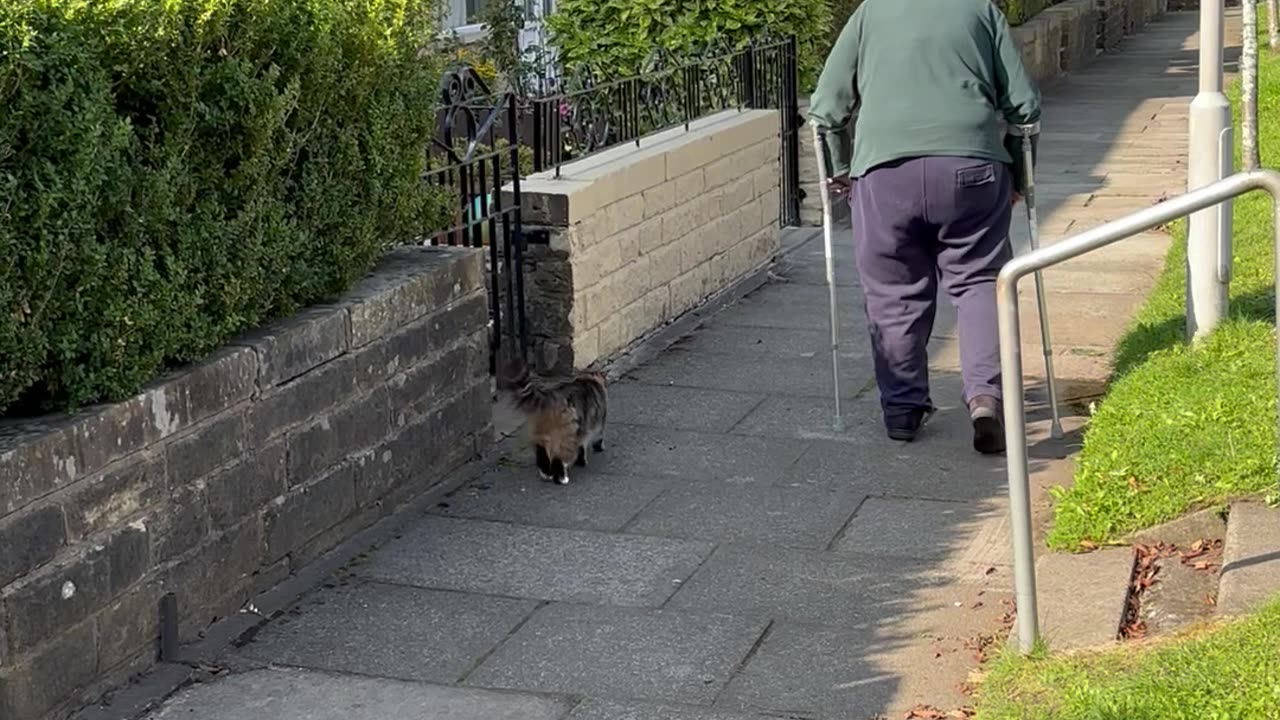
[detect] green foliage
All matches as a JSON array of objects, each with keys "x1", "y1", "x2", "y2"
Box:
[
  {"x1": 1046, "y1": 26, "x2": 1280, "y2": 549},
  {"x1": 975, "y1": 596, "x2": 1280, "y2": 719},
  {"x1": 999, "y1": 0, "x2": 1056, "y2": 25},
  {"x1": 828, "y1": 0, "x2": 863, "y2": 44},
  {"x1": 545, "y1": 0, "x2": 834, "y2": 91},
  {"x1": 0, "y1": 0, "x2": 454, "y2": 415}
]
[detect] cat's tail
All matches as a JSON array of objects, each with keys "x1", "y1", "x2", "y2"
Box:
[{"x1": 496, "y1": 357, "x2": 561, "y2": 416}]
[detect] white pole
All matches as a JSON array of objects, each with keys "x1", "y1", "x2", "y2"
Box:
[{"x1": 1186, "y1": 0, "x2": 1232, "y2": 342}]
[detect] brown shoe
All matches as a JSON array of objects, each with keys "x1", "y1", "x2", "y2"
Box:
[{"x1": 969, "y1": 395, "x2": 1006, "y2": 455}]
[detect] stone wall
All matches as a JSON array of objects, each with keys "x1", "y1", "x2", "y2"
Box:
[
  {"x1": 798, "y1": 0, "x2": 1170, "y2": 225},
  {"x1": 0, "y1": 246, "x2": 492, "y2": 720},
  {"x1": 516, "y1": 109, "x2": 782, "y2": 372}
]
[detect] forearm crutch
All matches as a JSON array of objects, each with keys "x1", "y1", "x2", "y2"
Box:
[
  {"x1": 810, "y1": 124, "x2": 845, "y2": 433},
  {"x1": 1010, "y1": 122, "x2": 1064, "y2": 439}
]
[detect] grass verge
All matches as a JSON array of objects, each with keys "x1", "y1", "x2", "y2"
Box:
[
  {"x1": 973, "y1": 597, "x2": 1280, "y2": 719},
  {"x1": 1045, "y1": 44, "x2": 1279, "y2": 551}
]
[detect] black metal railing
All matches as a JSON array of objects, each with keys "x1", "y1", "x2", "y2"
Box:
[
  {"x1": 425, "y1": 72, "x2": 529, "y2": 374},
  {"x1": 524, "y1": 37, "x2": 802, "y2": 226}
]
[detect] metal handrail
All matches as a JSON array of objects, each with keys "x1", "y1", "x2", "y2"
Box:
[{"x1": 998, "y1": 169, "x2": 1280, "y2": 654}]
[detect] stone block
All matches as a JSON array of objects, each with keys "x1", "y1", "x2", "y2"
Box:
[
  {"x1": 1035, "y1": 547, "x2": 1132, "y2": 649},
  {"x1": 358, "y1": 515, "x2": 712, "y2": 607},
  {"x1": 570, "y1": 235, "x2": 624, "y2": 284},
  {"x1": 374, "y1": 293, "x2": 488, "y2": 380},
  {"x1": 723, "y1": 171, "x2": 757, "y2": 212},
  {"x1": 703, "y1": 146, "x2": 757, "y2": 191},
  {"x1": 662, "y1": 193, "x2": 723, "y2": 245},
  {"x1": 465, "y1": 604, "x2": 767, "y2": 705},
  {"x1": 150, "y1": 480, "x2": 210, "y2": 563},
  {"x1": 0, "y1": 420, "x2": 80, "y2": 519},
  {"x1": 648, "y1": 243, "x2": 684, "y2": 287},
  {"x1": 1219, "y1": 501, "x2": 1280, "y2": 616},
  {"x1": 669, "y1": 263, "x2": 714, "y2": 314},
  {"x1": 165, "y1": 412, "x2": 249, "y2": 485},
  {"x1": 641, "y1": 181, "x2": 678, "y2": 220},
  {"x1": 236, "y1": 582, "x2": 537, "y2": 683},
  {"x1": 146, "y1": 346, "x2": 260, "y2": 435},
  {"x1": 388, "y1": 333, "x2": 486, "y2": 429},
  {"x1": 664, "y1": 134, "x2": 727, "y2": 179},
  {"x1": 2, "y1": 528, "x2": 134, "y2": 657},
  {"x1": 202, "y1": 440, "x2": 285, "y2": 530},
  {"x1": 519, "y1": 177, "x2": 600, "y2": 226},
  {"x1": 238, "y1": 306, "x2": 350, "y2": 389},
  {"x1": 616, "y1": 217, "x2": 659, "y2": 263},
  {"x1": 679, "y1": 231, "x2": 720, "y2": 275},
  {"x1": 344, "y1": 246, "x2": 483, "y2": 349},
  {"x1": 673, "y1": 168, "x2": 706, "y2": 200},
  {"x1": 0, "y1": 504, "x2": 65, "y2": 588},
  {"x1": 0, "y1": 619, "x2": 97, "y2": 720},
  {"x1": 162, "y1": 518, "x2": 263, "y2": 641},
  {"x1": 601, "y1": 193, "x2": 647, "y2": 237},
  {"x1": 750, "y1": 164, "x2": 779, "y2": 198},
  {"x1": 96, "y1": 581, "x2": 160, "y2": 673},
  {"x1": 595, "y1": 313, "x2": 626, "y2": 359},
  {"x1": 285, "y1": 388, "x2": 391, "y2": 483},
  {"x1": 61, "y1": 450, "x2": 166, "y2": 542},
  {"x1": 263, "y1": 462, "x2": 359, "y2": 563}
]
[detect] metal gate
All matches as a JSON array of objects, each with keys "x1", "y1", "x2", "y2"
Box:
[{"x1": 425, "y1": 69, "x2": 529, "y2": 375}]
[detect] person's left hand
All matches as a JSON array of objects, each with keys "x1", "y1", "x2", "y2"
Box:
[
  {"x1": 827, "y1": 175, "x2": 851, "y2": 198},
  {"x1": 1011, "y1": 191, "x2": 1023, "y2": 207}
]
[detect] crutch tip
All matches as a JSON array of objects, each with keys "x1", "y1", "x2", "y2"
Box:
[
  {"x1": 1050, "y1": 421, "x2": 1064, "y2": 439},
  {"x1": 833, "y1": 416, "x2": 846, "y2": 433}
]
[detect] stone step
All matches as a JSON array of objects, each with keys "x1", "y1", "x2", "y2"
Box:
[
  {"x1": 1033, "y1": 546, "x2": 1135, "y2": 650},
  {"x1": 1217, "y1": 500, "x2": 1280, "y2": 616}
]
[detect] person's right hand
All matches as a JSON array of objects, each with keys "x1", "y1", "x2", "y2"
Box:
[{"x1": 1012, "y1": 191, "x2": 1023, "y2": 207}]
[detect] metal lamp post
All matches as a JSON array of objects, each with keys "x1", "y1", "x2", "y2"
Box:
[{"x1": 1186, "y1": 0, "x2": 1233, "y2": 341}]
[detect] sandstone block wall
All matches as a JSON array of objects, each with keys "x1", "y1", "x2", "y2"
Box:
[
  {"x1": 0, "y1": 246, "x2": 492, "y2": 720},
  {"x1": 516, "y1": 110, "x2": 782, "y2": 372}
]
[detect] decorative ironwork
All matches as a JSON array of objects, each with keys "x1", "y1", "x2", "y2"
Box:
[
  {"x1": 525, "y1": 36, "x2": 802, "y2": 226},
  {"x1": 425, "y1": 87, "x2": 529, "y2": 373}
]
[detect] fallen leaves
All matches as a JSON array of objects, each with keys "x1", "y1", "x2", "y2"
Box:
[
  {"x1": 904, "y1": 705, "x2": 974, "y2": 719},
  {"x1": 1122, "y1": 538, "x2": 1225, "y2": 640}
]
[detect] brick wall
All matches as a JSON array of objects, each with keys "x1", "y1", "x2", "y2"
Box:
[
  {"x1": 0, "y1": 246, "x2": 492, "y2": 720},
  {"x1": 516, "y1": 109, "x2": 782, "y2": 372}
]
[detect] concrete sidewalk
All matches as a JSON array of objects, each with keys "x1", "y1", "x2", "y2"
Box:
[{"x1": 142, "y1": 11, "x2": 1214, "y2": 720}]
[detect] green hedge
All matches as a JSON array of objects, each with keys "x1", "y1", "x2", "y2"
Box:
[
  {"x1": 545, "y1": 0, "x2": 834, "y2": 92},
  {"x1": 0, "y1": 0, "x2": 453, "y2": 415}
]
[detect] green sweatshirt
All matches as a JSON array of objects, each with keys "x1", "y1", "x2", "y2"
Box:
[{"x1": 809, "y1": 0, "x2": 1041, "y2": 179}]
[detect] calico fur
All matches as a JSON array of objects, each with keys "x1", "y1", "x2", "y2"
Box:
[{"x1": 497, "y1": 359, "x2": 608, "y2": 485}]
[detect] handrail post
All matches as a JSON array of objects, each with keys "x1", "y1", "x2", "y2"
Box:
[{"x1": 997, "y1": 169, "x2": 1280, "y2": 655}]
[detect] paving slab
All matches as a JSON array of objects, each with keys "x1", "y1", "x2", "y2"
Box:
[
  {"x1": 355, "y1": 516, "x2": 712, "y2": 607},
  {"x1": 624, "y1": 342, "x2": 872, "y2": 400},
  {"x1": 604, "y1": 382, "x2": 765, "y2": 433},
  {"x1": 567, "y1": 699, "x2": 772, "y2": 720},
  {"x1": 431, "y1": 466, "x2": 674, "y2": 533},
  {"x1": 587, "y1": 424, "x2": 809, "y2": 484},
  {"x1": 832, "y1": 497, "x2": 1011, "y2": 570},
  {"x1": 623, "y1": 480, "x2": 864, "y2": 549},
  {"x1": 234, "y1": 581, "x2": 536, "y2": 683},
  {"x1": 147, "y1": 668, "x2": 573, "y2": 720},
  {"x1": 665, "y1": 544, "x2": 942, "y2": 626},
  {"x1": 1035, "y1": 547, "x2": 1134, "y2": 650},
  {"x1": 666, "y1": 323, "x2": 874, "y2": 363},
  {"x1": 465, "y1": 604, "x2": 768, "y2": 705},
  {"x1": 1218, "y1": 501, "x2": 1280, "y2": 616}
]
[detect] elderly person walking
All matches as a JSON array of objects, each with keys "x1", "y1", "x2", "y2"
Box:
[{"x1": 808, "y1": 0, "x2": 1041, "y2": 455}]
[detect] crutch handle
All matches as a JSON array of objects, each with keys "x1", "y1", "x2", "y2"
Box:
[{"x1": 1004, "y1": 122, "x2": 1040, "y2": 195}]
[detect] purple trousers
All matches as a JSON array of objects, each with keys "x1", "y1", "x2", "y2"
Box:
[{"x1": 849, "y1": 156, "x2": 1013, "y2": 424}]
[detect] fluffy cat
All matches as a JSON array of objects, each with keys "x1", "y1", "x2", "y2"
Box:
[{"x1": 497, "y1": 359, "x2": 608, "y2": 485}]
